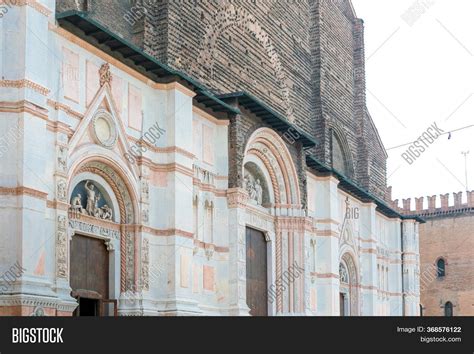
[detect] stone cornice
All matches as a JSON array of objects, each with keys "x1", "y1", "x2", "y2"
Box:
[
  {"x1": 0, "y1": 187, "x2": 48, "y2": 200},
  {"x1": 0, "y1": 79, "x2": 50, "y2": 96},
  {"x1": 0, "y1": 100, "x2": 48, "y2": 120}
]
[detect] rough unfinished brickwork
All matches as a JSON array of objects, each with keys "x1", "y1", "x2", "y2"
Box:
[{"x1": 55, "y1": 0, "x2": 390, "y2": 204}]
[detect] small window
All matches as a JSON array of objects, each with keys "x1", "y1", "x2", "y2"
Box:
[
  {"x1": 437, "y1": 258, "x2": 446, "y2": 278},
  {"x1": 444, "y1": 302, "x2": 453, "y2": 317}
]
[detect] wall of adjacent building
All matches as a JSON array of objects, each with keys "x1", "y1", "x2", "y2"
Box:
[{"x1": 419, "y1": 214, "x2": 474, "y2": 316}]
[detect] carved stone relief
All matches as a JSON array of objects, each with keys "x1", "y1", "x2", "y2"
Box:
[
  {"x1": 126, "y1": 232, "x2": 135, "y2": 291},
  {"x1": 57, "y1": 180, "x2": 67, "y2": 202},
  {"x1": 69, "y1": 180, "x2": 114, "y2": 221},
  {"x1": 141, "y1": 238, "x2": 150, "y2": 291},
  {"x1": 56, "y1": 216, "x2": 68, "y2": 279},
  {"x1": 57, "y1": 146, "x2": 68, "y2": 173}
]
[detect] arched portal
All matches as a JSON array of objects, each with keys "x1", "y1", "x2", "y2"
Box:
[
  {"x1": 239, "y1": 128, "x2": 303, "y2": 316},
  {"x1": 339, "y1": 252, "x2": 360, "y2": 316},
  {"x1": 244, "y1": 128, "x2": 301, "y2": 208},
  {"x1": 67, "y1": 159, "x2": 138, "y2": 316}
]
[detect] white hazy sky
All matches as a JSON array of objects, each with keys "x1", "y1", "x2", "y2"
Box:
[{"x1": 351, "y1": 0, "x2": 474, "y2": 204}]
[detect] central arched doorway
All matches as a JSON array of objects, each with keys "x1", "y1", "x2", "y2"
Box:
[
  {"x1": 70, "y1": 234, "x2": 110, "y2": 316},
  {"x1": 67, "y1": 160, "x2": 138, "y2": 317},
  {"x1": 239, "y1": 127, "x2": 303, "y2": 316}
]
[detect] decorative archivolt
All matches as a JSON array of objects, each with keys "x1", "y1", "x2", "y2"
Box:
[
  {"x1": 244, "y1": 128, "x2": 301, "y2": 207},
  {"x1": 340, "y1": 251, "x2": 360, "y2": 316},
  {"x1": 67, "y1": 159, "x2": 139, "y2": 292},
  {"x1": 194, "y1": 4, "x2": 294, "y2": 122},
  {"x1": 71, "y1": 161, "x2": 136, "y2": 225}
]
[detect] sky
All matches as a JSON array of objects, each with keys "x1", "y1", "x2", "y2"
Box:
[{"x1": 351, "y1": 0, "x2": 474, "y2": 206}]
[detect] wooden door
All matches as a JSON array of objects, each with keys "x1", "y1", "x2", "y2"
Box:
[
  {"x1": 246, "y1": 228, "x2": 268, "y2": 316},
  {"x1": 340, "y1": 293, "x2": 345, "y2": 316},
  {"x1": 70, "y1": 235, "x2": 109, "y2": 316}
]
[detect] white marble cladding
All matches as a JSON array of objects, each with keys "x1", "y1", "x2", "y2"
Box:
[{"x1": 306, "y1": 174, "x2": 420, "y2": 316}]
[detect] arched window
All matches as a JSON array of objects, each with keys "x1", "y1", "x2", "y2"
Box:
[
  {"x1": 332, "y1": 133, "x2": 349, "y2": 176},
  {"x1": 437, "y1": 258, "x2": 446, "y2": 278},
  {"x1": 444, "y1": 302, "x2": 453, "y2": 317}
]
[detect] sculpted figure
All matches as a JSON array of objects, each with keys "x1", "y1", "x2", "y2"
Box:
[
  {"x1": 255, "y1": 179, "x2": 263, "y2": 205},
  {"x1": 101, "y1": 205, "x2": 113, "y2": 221},
  {"x1": 71, "y1": 194, "x2": 84, "y2": 214},
  {"x1": 93, "y1": 194, "x2": 102, "y2": 218},
  {"x1": 84, "y1": 181, "x2": 97, "y2": 216}
]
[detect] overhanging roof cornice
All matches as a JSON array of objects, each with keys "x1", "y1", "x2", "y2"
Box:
[
  {"x1": 218, "y1": 92, "x2": 318, "y2": 149},
  {"x1": 306, "y1": 155, "x2": 425, "y2": 223}
]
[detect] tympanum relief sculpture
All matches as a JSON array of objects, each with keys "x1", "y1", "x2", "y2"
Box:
[
  {"x1": 69, "y1": 180, "x2": 114, "y2": 221},
  {"x1": 244, "y1": 172, "x2": 263, "y2": 206}
]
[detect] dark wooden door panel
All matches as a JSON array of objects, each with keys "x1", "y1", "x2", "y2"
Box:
[
  {"x1": 87, "y1": 237, "x2": 109, "y2": 299},
  {"x1": 246, "y1": 228, "x2": 268, "y2": 316},
  {"x1": 70, "y1": 235, "x2": 87, "y2": 292},
  {"x1": 340, "y1": 293, "x2": 345, "y2": 316},
  {"x1": 70, "y1": 235, "x2": 109, "y2": 300}
]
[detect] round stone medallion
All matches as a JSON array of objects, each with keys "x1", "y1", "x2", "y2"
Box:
[{"x1": 91, "y1": 109, "x2": 118, "y2": 148}]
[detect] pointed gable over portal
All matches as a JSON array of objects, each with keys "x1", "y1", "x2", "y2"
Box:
[{"x1": 68, "y1": 63, "x2": 139, "y2": 181}]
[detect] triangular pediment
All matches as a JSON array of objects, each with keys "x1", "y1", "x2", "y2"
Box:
[{"x1": 69, "y1": 83, "x2": 140, "y2": 179}]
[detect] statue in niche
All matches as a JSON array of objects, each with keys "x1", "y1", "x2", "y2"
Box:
[
  {"x1": 71, "y1": 194, "x2": 85, "y2": 214},
  {"x1": 85, "y1": 181, "x2": 97, "y2": 216},
  {"x1": 70, "y1": 181, "x2": 114, "y2": 221},
  {"x1": 244, "y1": 174, "x2": 252, "y2": 195},
  {"x1": 244, "y1": 173, "x2": 255, "y2": 200},
  {"x1": 244, "y1": 172, "x2": 263, "y2": 206},
  {"x1": 101, "y1": 205, "x2": 113, "y2": 221},
  {"x1": 93, "y1": 194, "x2": 102, "y2": 217},
  {"x1": 255, "y1": 179, "x2": 263, "y2": 205},
  {"x1": 340, "y1": 263, "x2": 349, "y2": 284}
]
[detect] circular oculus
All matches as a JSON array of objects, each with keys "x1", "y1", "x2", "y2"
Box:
[{"x1": 92, "y1": 110, "x2": 118, "y2": 148}]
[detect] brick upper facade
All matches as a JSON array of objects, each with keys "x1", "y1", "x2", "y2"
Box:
[{"x1": 55, "y1": 0, "x2": 390, "y2": 200}]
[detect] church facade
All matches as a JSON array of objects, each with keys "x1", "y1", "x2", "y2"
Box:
[{"x1": 0, "y1": 0, "x2": 421, "y2": 316}]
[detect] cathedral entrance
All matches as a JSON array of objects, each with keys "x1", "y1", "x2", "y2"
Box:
[
  {"x1": 339, "y1": 254, "x2": 359, "y2": 316},
  {"x1": 340, "y1": 293, "x2": 348, "y2": 317},
  {"x1": 70, "y1": 234, "x2": 115, "y2": 316},
  {"x1": 246, "y1": 227, "x2": 268, "y2": 316}
]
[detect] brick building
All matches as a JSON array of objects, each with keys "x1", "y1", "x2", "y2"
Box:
[
  {"x1": 395, "y1": 192, "x2": 474, "y2": 316},
  {"x1": 0, "y1": 0, "x2": 421, "y2": 316}
]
